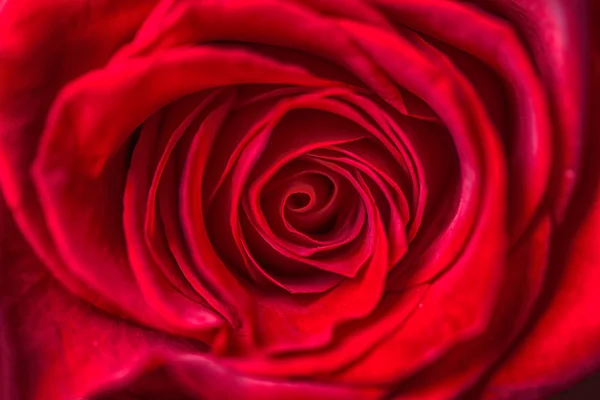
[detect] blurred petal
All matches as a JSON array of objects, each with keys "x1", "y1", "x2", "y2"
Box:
[
  {"x1": 0, "y1": 0, "x2": 159, "y2": 321},
  {"x1": 482, "y1": 0, "x2": 587, "y2": 221},
  {"x1": 1, "y1": 202, "x2": 373, "y2": 400}
]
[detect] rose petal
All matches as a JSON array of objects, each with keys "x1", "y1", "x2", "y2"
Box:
[
  {"x1": 240, "y1": 159, "x2": 391, "y2": 354},
  {"x1": 124, "y1": 95, "x2": 224, "y2": 338},
  {"x1": 31, "y1": 45, "x2": 337, "y2": 332},
  {"x1": 482, "y1": 0, "x2": 587, "y2": 222},
  {"x1": 374, "y1": 0, "x2": 552, "y2": 241},
  {"x1": 384, "y1": 216, "x2": 551, "y2": 399},
  {"x1": 112, "y1": 0, "x2": 408, "y2": 112},
  {"x1": 1, "y1": 216, "x2": 374, "y2": 400},
  {"x1": 481, "y1": 16, "x2": 600, "y2": 395},
  {"x1": 321, "y1": 18, "x2": 506, "y2": 386},
  {"x1": 482, "y1": 193, "x2": 600, "y2": 398},
  {"x1": 0, "y1": 0, "x2": 159, "y2": 319},
  {"x1": 144, "y1": 92, "x2": 222, "y2": 307}
]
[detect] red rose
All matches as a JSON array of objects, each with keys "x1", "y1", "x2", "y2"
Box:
[{"x1": 1, "y1": 0, "x2": 599, "y2": 399}]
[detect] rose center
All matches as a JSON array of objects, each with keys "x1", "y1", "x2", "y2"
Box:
[
  {"x1": 282, "y1": 173, "x2": 338, "y2": 235},
  {"x1": 287, "y1": 192, "x2": 311, "y2": 210}
]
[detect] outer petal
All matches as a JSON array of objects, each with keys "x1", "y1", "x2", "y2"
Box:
[
  {"x1": 86, "y1": 353, "x2": 374, "y2": 400},
  {"x1": 0, "y1": 198, "x2": 18, "y2": 400},
  {"x1": 0, "y1": 310, "x2": 16, "y2": 400},
  {"x1": 385, "y1": 215, "x2": 551, "y2": 399},
  {"x1": 0, "y1": 0, "x2": 159, "y2": 319},
  {"x1": 0, "y1": 204, "x2": 375, "y2": 400},
  {"x1": 481, "y1": 7, "x2": 600, "y2": 395},
  {"x1": 483, "y1": 159, "x2": 600, "y2": 399},
  {"x1": 481, "y1": 0, "x2": 588, "y2": 221},
  {"x1": 374, "y1": 0, "x2": 552, "y2": 242},
  {"x1": 30, "y1": 46, "x2": 336, "y2": 336}
]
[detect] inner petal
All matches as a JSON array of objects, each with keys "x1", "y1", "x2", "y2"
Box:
[
  {"x1": 260, "y1": 160, "x2": 365, "y2": 255},
  {"x1": 285, "y1": 173, "x2": 332, "y2": 212},
  {"x1": 287, "y1": 191, "x2": 312, "y2": 210},
  {"x1": 283, "y1": 173, "x2": 335, "y2": 232}
]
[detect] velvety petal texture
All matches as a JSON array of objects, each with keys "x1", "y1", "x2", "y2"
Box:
[{"x1": 0, "y1": 0, "x2": 598, "y2": 399}]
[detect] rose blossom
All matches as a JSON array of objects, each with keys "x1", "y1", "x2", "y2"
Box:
[{"x1": 0, "y1": 0, "x2": 599, "y2": 399}]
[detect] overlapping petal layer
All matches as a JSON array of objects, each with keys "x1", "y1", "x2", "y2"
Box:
[{"x1": 0, "y1": 0, "x2": 597, "y2": 399}]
